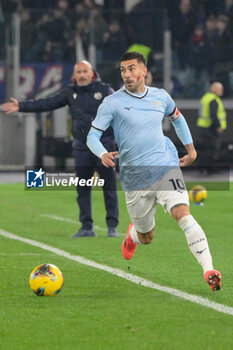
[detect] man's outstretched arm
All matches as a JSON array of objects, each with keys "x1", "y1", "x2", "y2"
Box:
[
  {"x1": 2, "y1": 98, "x2": 19, "y2": 114},
  {"x1": 2, "y1": 89, "x2": 68, "y2": 114}
]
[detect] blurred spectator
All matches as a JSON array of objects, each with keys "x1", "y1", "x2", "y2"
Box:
[
  {"x1": 128, "y1": 0, "x2": 156, "y2": 48},
  {"x1": 83, "y1": 0, "x2": 95, "y2": 9},
  {"x1": 20, "y1": 10, "x2": 36, "y2": 62},
  {"x1": 171, "y1": 0, "x2": 197, "y2": 69},
  {"x1": 204, "y1": 15, "x2": 218, "y2": 42},
  {"x1": 221, "y1": 0, "x2": 233, "y2": 34},
  {"x1": 191, "y1": 0, "x2": 222, "y2": 17},
  {"x1": 43, "y1": 8, "x2": 70, "y2": 62},
  {"x1": 102, "y1": 19, "x2": 126, "y2": 61},
  {"x1": 70, "y1": 2, "x2": 89, "y2": 26},
  {"x1": 220, "y1": 0, "x2": 233, "y2": 16},
  {"x1": 103, "y1": 0, "x2": 125, "y2": 23},
  {"x1": 98, "y1": 19, "x2": 126, "y2": 89},
  {"x1": 203, "y1": 16, "x2": 217, "y2": 80},
  {"x1": 49, "y1": 8, "x2": 69, "y2": 42},
  {"x1": 66, "y1": 18, "x2": 90, "y2": 62},
  {"x1": 57, "y1": 0, "x2": 70, "y2": 17},
  {"x1": 214, "y1": 15, "x2": 233, "y2": 96},
  {"x1": 31, "y1": 13, "x2": 52, "y2": 61},
  {"x1": 31, "y1": 7, "x2": 70, "y2": 63},
  {"x1": 90, "y1": 6, "x2": 108, "y2": 63},
  {"x1": 186, "y1": 24, "x2": 210, "y2": 97}
]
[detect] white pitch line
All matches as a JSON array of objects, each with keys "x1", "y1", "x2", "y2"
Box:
[
  {"x1": 41, "y1": 214, "x2": 107, "y2": 233},
  {"x1": 41, "y1": 214, "x2": 77, "y2": 225},
  {"x1": 40, "y1": 214, "x2": 125, "y2": 235},
  {"x1": 0, "y1": 228, "x2": 232, "y2": 317}
]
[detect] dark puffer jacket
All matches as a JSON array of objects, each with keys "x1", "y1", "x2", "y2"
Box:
[{"x1": 18, "y1": 74, "x2": 114, "y2": 150}]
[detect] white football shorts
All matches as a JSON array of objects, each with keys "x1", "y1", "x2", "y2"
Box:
[{"x1": 124, "y1": 167, "x2": 189, "y2": 233}]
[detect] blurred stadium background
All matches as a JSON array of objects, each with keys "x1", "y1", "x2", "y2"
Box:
[{"x1": 0, "y1": 0, "x2": 232, "y2": 171}]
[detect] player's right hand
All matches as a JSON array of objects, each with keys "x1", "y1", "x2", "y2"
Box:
[
  {"x1": 2, "y1": 97, "x2": 19, "y2": 114},
  {"x1": 101, "y1": 151, "x2": 118, "y2": 168}
]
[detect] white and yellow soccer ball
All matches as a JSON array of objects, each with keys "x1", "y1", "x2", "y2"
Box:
[
  {"x1": 189, "y1": 185, "x2": 207, "y2": 204},
  {"x1": 29, "y1": 264, "x2": 64, "y2": 296}
]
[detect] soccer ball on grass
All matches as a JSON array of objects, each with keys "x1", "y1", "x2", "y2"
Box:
[
  {"x1": 189, "y1": 185, "x2": 207, "y2": 205},
  {"x1": 29, "y1": 263, "x2": 64, "y2": 296}
]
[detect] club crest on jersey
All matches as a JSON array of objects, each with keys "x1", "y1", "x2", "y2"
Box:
[
  {"x1": 169, "y1": 107, "x2": 181, "y2": 121},
  {"x1": 152, "y1": 101, "x2": 160, "y2": 107},
  {"x1": 94, "y1": 92, "x2": 102, "y2": 100},
  {"x1": 73, "y1": 93, "x2": 77, "y2": 99}
]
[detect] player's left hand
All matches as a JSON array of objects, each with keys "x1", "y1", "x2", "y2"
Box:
[
  {"x1": 179, "y1": 153, "x2": 196, "y2": 167},
  {"x1": 101, "y1": 151, "x2": 118, "y2": 168}
]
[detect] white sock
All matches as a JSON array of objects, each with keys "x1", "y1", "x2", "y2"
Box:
[
  {"x1": 178, "y1": 215, "x2": 213, "y2": 273},
  {"x1": 129, "y1": 224, "x2": 141, "y2": 244}
]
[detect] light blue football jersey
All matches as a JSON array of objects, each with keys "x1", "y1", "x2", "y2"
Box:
[{"x1": 92, "y1": 86, "x2": 180, "y2": 190}]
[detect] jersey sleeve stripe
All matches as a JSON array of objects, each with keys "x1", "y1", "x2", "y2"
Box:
[{"x1": 92, "y1": 124, "x2": 105, "y2": 132}]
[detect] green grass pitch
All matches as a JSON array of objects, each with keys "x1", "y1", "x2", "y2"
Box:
[{"x1": 0, "y1": 183, "x2": 233, "y2": 350}]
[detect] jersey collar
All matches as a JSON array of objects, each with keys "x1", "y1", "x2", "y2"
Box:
[{"x1": 123, "y1": 85, "x2": 149, "y2": 99}]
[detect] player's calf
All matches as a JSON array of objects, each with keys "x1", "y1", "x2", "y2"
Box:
[
  {"x1": 178, "y1": 215, "x2": 214, "y2": 273},
  {"x1": 137, "y1": 230, "x2": 154, "y2": 244}
]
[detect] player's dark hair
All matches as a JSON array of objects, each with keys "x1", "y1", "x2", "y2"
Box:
[{"x1": 120, "y1": 52, "x2": 147, "y2": 66}]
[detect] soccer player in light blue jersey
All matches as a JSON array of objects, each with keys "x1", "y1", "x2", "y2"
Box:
[{"x1": 87, "y1": 52, "x2": 222, "y2": 292}]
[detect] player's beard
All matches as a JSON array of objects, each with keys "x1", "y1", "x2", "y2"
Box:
[{"x1": 125, "y1": 79, "x2": 142, "y2": 93}]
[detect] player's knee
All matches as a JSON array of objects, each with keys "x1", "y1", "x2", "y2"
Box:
[
  {"x1": 171, "y1": 204, "x2": 190, "y2": 222},
  {"x1": 137, "y1": 229, "x2": 154, "y2": 244}
]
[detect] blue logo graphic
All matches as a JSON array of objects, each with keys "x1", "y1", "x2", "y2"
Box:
[{"x1": 26, "y1": 168, "x2": 45, "y2": 188}]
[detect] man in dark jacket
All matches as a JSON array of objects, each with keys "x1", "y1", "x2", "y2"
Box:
[{"x1": 2, "y1": 60, "x2": 119, "y2": 237}]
